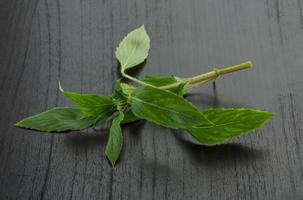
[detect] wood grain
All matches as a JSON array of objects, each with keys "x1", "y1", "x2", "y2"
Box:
[{"x1": 1, "y1": 0, "x2": 303, "y2": 199}]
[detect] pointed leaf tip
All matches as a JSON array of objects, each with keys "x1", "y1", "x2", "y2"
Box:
[
  {"x1": 105, "y1": 112, "x2": 125, "y2": 166},
  {"x1": 59, "y1": 84, "x2": 116, "y2": 117},
  {"x1": 15, "y1": 107, "x2": 97, "y2": 132},
  {"x1": 187, "y1": 108, "x2": 274, "y2": 145}
]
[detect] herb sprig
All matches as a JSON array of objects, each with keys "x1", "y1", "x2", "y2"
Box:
[{"x1": 15, "y1": 26, "x2": 273, "y2": 166}]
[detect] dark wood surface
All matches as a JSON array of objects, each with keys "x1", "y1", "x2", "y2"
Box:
[{"x1": 1, "y1": 0, "x2": 303, "y2": 199}]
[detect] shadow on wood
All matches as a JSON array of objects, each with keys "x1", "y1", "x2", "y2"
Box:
[
  {"x1": 186, "y1": 91, "x2": 250, "y2": 108},
  {"x1": 64, "y1": 132, "x2": 108, "y2": 150},
  {"x1": 173, "y1": 129, "x2": 267, "y2": 168}
]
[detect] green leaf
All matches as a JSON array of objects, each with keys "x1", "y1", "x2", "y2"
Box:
[
  {"x1": 59, "y1": 83, "x2": 116, "y2": 117},
  {"x1": 113, "y1": 82, "x2": 139, "y2": 124},
  {"x1": 130, "y1": 85, "x2": 212, "y2": 129},
  {"x1": 121, "y1": 109, "x2": 140, "y2": 124},
  {"x1": 112, "y1": 90, "x2": 128, "y2": 112},
  {"x1": 15, "y1": 108, "x2": 97, "y2": 132},
  {"x1": 143, "y1": 75, "x2": 189, "y2": 95},
  {"x1": 115, "y1": 25, "x2": 150, "y2": 72},
  {"x1": 186, "y1": 108, "x2": 274, "y2": 145},
  {"x1": 119, "y1": 82, "x2": 136, "y2": 96},
  {"x1": 116, "y1": 80, "x2": 136, "y2": 96},
  {"x1": 105, "y1": 112, "x2": 125, "y2": 166},
  {"x1": 174, "y1": 82, "x2": 189, "y2": 96},
  {"x1": 112, "y1": 89, "x2": 127, "y2": 102},
  {"x1": 142, "y1": 75, "x2": 179, "y2": 87}
]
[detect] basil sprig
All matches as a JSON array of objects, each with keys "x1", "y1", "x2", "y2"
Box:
[{"x1": 15, "y1": 26, "x2": 273, "y2": 166}]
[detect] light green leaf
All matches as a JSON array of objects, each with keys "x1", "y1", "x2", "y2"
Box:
[
  {"x1": 105, "y1": 112, "x2": 125, "y2": 166},
  {"x1": 187, "y1": 108, "x2": 274, "y2": 145},
  {"x1": 119, "y1": 82, "x2": 136, "y2": 96},
  {"x1": 15, "y1": 108, "x2": 97, "y2": 132},
  {"x1": 130, "y1": 85, "x2": 212, "y2": 129},
  {"x1": 115, "y1": 25, "x2": 150, "y2": 72},
  {"x1": 116, "y1": 80, "x2": 136, "y2": 96},
  {"x1": 59, "y1": 83, "x2": 116, "y2": 117}
]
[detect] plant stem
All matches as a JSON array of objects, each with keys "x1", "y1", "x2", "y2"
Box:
[
  {"x1": 122, "y1": 61, "x2": 252, "y2": 91},
  {"x1": 160, "y1": 61, "x2": 252, "y2": 90},
  {"x1": 121, "y1": 71, "x2": 149, "y2": 86}
]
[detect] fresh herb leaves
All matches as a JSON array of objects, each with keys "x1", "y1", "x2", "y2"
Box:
[
  {"x1": 59, "y1": 83, "x2": 116, "y2": 117},
  {"x1": 105, "y1": 112, "x2": 125, "y2": 166},
  {"x1": 15, "y1": 26, "x2": 273, "y2": 166},
  {"x1": 15, "y1": 108, "x2": 97, "y2": 132},
  {"x1": 143, "y1": 75, "x2": 188, "y2": 95},
  {"x1": 187, "y1": 108, "x2": 274, "y2": 145},
  {"x1": 130, "y1": 85, "x2": 212, "y2": 129}
]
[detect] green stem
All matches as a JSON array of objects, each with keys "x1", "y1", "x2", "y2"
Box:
[
  {"x1": 122, "y1": 61, "x2": 252, "y2": 91},
  {"x1": 121, "y1": 71, "x2": 149, "y2": 86},
  {"x1": 160, "y1": 61, "x2": 252, "y2": 90}
]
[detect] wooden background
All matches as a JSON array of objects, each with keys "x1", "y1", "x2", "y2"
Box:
[{"x1": 1, "y1": 0, "x2": 303, "y2": 199}]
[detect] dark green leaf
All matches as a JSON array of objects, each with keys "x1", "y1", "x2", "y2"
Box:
[
  {"x1": 142, "y1": 75, "x2": 179, "y2": 86},
  {"x1": 15, "y1": 108, "x2": 97, "y2": 132},
  {"x1": 121, "y1": 109, "x2": 140, "y2": 124},
  {"x1": 113, "y1": 83, "x2": 139, "y2": 124},
  {"x1": 174, "y1": 82, "x2": 189, "y2": 96},
  {"x1": 130, "y1": 85, "x2": 212, "y2": 129},
  {"x1": 187, "y1": 108, "x2": 274, "y2": 145},
  {"x1": 112, "y1": 89, "x2": 127, "y2": 102},
  {"x1": 105, "y1": 112, "x2": 125, "y2": 166},
  {"x1": 143, "y1": 75, "x2": 188, "y2": 95},
  {"x1": 112, "y1": 90, "x2": 128, "y2": 112},
  {"x1": 115, "y1": 25, "x2": 150, "y2": 72},
  {"x1": 59, "y1": 83, "x2": 116, "y2": 117}
]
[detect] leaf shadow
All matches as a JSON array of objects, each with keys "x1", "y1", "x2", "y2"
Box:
[
  {"x1": 123, "y1": 120, "x2": 146, "y2": 142},
  {"x1": 63, "y1": 121, "x2": 146, "y2": 157},
  {"x1": 126, "y1": 60, "x2": 147, "y2": 76},
  {"x1": 185, "y1": 83, "x2": 250, "y2": 108},
  {"x1": 116, "y1": 60, "x2": 147, "y2": 84},
  {"x1": 172, "y1": 129, "x2": 267, "y2": 168},
  {"x1": 139, "y1": 159, "x2": 183, "y2": 185},
  {"x1": 64, "y1": 130, "x2": 109, "y2": 150}
]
